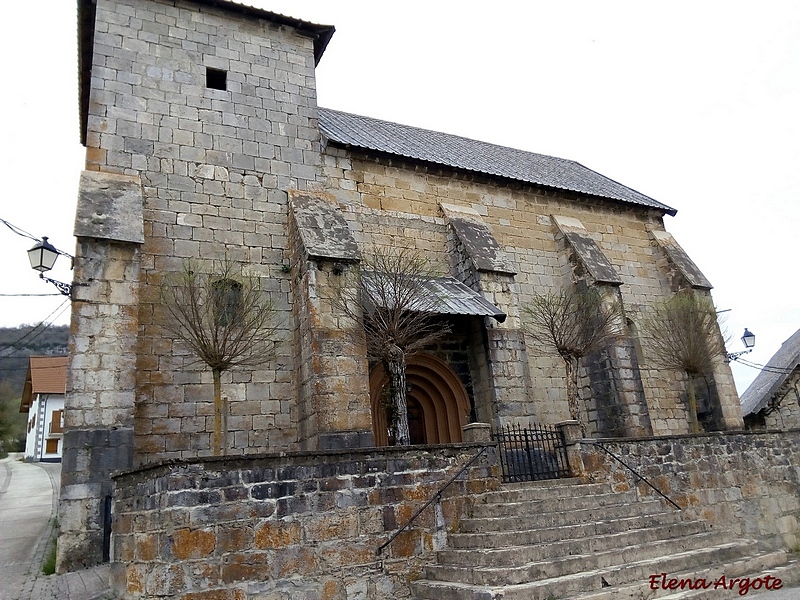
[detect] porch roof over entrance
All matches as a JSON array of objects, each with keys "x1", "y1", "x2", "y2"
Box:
[
  {"x1": 423, "y1": 277, "x2": 506, "y2": 322},
  {"x1": 363, "y1": 274, "x2": 506, "y2": 323}
]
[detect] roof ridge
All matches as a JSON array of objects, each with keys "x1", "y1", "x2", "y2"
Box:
[
  {"x1": 318, "y1": 107, "x2": 574, "y2": 165},
  {"x1": 317, "y1": 107, "x2": 675, "y2": 216}
]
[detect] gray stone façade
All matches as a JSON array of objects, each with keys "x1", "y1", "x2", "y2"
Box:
[{"x1": 60, "y1": 0, "x2": 750, "y2": 579}]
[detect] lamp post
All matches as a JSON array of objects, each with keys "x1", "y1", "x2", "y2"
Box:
[
  {"x1": 726, "y1": 328, "x2": 755, "y2": 362},
  {"x1": 27, "y1": 236, "x2": 72, "y2": 296}
]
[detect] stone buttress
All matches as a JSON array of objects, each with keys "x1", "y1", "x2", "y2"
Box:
[{"x1": 58, "y1": 170, "x2": 143, "y2": 571}]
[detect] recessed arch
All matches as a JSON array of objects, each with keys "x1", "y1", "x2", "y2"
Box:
[{"x1": 369, "y1": 353, "x2": 471, "y2": 446}]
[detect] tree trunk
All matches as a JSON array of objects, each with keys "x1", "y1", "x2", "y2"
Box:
[
  {"x1": 212, "y1": 367, "x2": 225, "y2": 455},
  {"x1": 564, "y1": 355, "x2": 586, "y2": 437},
  {"x1": 387, "y1": 346, "x2": 410, "y2": 446},
  {"x1": 686, "y1": 372, "x2": 700, "y2": 434}
]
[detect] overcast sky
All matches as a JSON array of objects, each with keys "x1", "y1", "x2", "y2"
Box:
[{"x1": 1, "y1": 1, "x2": 798, "y2": 394}]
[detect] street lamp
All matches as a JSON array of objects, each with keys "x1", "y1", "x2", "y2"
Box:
[
  {"x1": 27, "y1": 237, "x2": 72, "y2": 296},
  {"x1": 741, "y1": 328, "x2": 755, "y2": 349},
  {"x1": 27, "y1": 236, "x2": 60, "y2": 273},
  {"x1": 727, "y1": 328, "x2": 755, "y2": 362}
]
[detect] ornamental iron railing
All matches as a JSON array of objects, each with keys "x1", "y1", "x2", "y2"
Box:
[{"x1": 492, "y1": 423, "x2": 571, "y2": 482}]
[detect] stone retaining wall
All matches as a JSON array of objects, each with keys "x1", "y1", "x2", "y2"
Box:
[
  {"x1": 110, "y1": 443, "x2": 498, "y2": 599},
  {"x1": 579, "y1": 429, "x2": 800, "y2": 549}
]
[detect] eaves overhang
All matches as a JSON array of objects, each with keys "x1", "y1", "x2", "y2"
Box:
[
  {"x1": 318, "y1": 108, "x2": 677, "y2": 218},
  {"x1": 363, "y1": 274, "x2": 507, "y2": 323}
]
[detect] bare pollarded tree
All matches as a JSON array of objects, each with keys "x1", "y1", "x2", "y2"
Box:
[
  {"x1": 522, "y1": 286, "x2": 624, "y2": 436},
  {"x1": 333, "y1": 247, "x2": 450, "y2": 446},
  {"x1": 640, "y1": 291, "x2": 725, "y2": 433},
  {"x1": 160, "y1": 259, "x2": 281, "y2": 455}
]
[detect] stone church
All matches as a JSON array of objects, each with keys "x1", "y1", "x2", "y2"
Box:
[{"x1": 59, "y1": 0, "x2": 749, "y2": 589}]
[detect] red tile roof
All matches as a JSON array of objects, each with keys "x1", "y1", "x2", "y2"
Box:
[{"x1": 19, "y1": 356, "x2": 68, "y2": 413}]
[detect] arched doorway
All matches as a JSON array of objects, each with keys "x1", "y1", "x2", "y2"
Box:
[{"x1": 369, "y1": 354, "x2": 471, "y2": 446}]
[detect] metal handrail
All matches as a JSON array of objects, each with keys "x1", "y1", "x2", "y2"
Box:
[
  {"x1": 376, "y1": 444, "x2": 490, "y2": 557},
  {"x1": 593, "y1": 442, "x2": 681, "y2": 510}
]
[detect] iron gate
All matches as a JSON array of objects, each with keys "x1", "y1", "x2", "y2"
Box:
[{"x1": 492, "y1": 423, "x2": 571, "y2": 482}]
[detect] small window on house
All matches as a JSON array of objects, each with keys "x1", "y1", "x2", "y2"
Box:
[
  {"x1": 45, "y1": 439, "x2": 59, "y2": 454},
  {"x1": 206, "y1": 67, "x2": 227, "y2": 91},
  {"x1": 50, "y1": 410, "x2": 64, "y2": 434},
  {"x1": 212, "y1": 279, "x2": 242, "y2": 327}
]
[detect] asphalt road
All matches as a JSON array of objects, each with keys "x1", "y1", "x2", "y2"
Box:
[
  {"x1": 0, "y1": 454, "x2": 58, "y2": 600},
  {"x1": 0, "y1": 454, "x2": 113, "y2": 600}
]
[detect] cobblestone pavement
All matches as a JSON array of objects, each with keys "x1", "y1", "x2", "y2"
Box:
[{"x1": 0, "y1": 455, "x2": 114, "y2": 600}]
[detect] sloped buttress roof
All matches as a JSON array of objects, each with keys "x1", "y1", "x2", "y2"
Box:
[
  {"x1": 740, "y1": 328, "x2": 800, "y2": 416},
  {"x1": 318, "y1": 108, "x2": 676, "y2": 216}
]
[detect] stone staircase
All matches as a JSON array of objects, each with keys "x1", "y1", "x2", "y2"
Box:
[{"x1": 412, "y1": 478, "x2": 800, "y2": 600}]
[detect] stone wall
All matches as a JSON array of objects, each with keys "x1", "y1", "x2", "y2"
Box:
[
  {"x1": 110, "y1": 443, "x2": 498, "y2": 599},
  {"x1": 319, "y1": 149, "x2": 742, "y2": 436},
  {"x1": 764, "y1": 371, "x2": 800, "y2": 431},
  {"x1": 61, "y1": 0, "x2": 753, "y2": 580},
  {"x1": 79, "y1": 0, "x2": 744, "y2": 472},
  {"x1": 83, "y1": 0, "x2": 323, "y2": 462},
  {"x1": 59, "y1": 172, "x2": 144, "y2": 572},
  {"x1": 578, "y1": 430, "x2": 800, "y2": 549}
]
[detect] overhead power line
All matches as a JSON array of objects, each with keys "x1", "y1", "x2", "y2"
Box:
[
  {"x1": 735, "y1": 357, "x2": 797, "y2": 375},
  {"x1": 0, "y1": 293, "x2": 63, "y2": 297},
  {"x1": 1, "y1": 216, "x2": 73, "y2": 258},
  {"x1": 0, "y1": 299, "x2": 71, "y2": 357},
  {"x1": 0, "y1": 217, "x2": 41, "y2": 243}
]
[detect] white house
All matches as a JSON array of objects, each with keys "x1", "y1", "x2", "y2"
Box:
[{"x1": 19, "y1": 356, "x2": 67, "y2": 462}]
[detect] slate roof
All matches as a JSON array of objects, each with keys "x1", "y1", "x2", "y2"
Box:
[
  {"x1": 318, "y1": 108, "x2": 677, "y2": 216},
  {"x1": 420, "y1": 277, "x2": 506, "y2": 322},
  {"x1": 740, "y1": 328, "x2": 800, "y2": 416},
  {"x1": 19, "y1": 356, "x2": 69, "y2": 413},
  {"x1": 363, "y1": 274, "x2": 506, "y2": 323}
]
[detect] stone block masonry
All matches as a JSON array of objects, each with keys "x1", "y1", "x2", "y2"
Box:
[
  {"x1": 66, "y1": 0, "x2": 330, "y2": 570},
  {"x1": 84, "y1": 0, "x2": 325, "y2": 464},
  {"x1": 59, "y1": 169, "x2": 144, "y2": 572},
  {"x1": 764, "y1": 374, "x2": 800, "y2": 430},
  {"x1": 75, "y1": 0, "x2": 745, "y2": 476},
  {"x1": 321, "y1": 152, "x2": 743, "y2": 436},
  {"x1": 111, "y1": 444, "x2": 498, "y2": 599},
  {"x1": 107, "y1": 431, "x2": 800, "y2": 599},
  {"x1": 579, "y1": 429, "x2": 800, "y2": 550},
  {"x1": 67, "y1": 0, "x2": 749, "y2": 584}
]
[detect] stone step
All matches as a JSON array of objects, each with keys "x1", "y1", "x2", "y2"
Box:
[
  {"x1": 476, "y1": 479, "x2": 614, "y2": 503},
  {"x1": 413, "y1": 480, "x2": 796, "y2": 600},
  {"x1": 570, "y1": 551, "x2": 797, "y2": 600},
  {"x1": 413, "y1": 541, "x2": 768, "y2": 600},
  {"x1": 449, "y1": 511, "x2": 691, "y2": 550},
  {"x1": 437, "y1": 520, "x2": 716, "y2": 567},
  {"x1": 425, "y1": 535, "x2": 746, "y2": 587},
  {"x1": 460, "y1": 497, "x2": 670, "y2": 533},
  {"x1": 470, "y1": 489, "x2": 640, "y2": 518}
]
